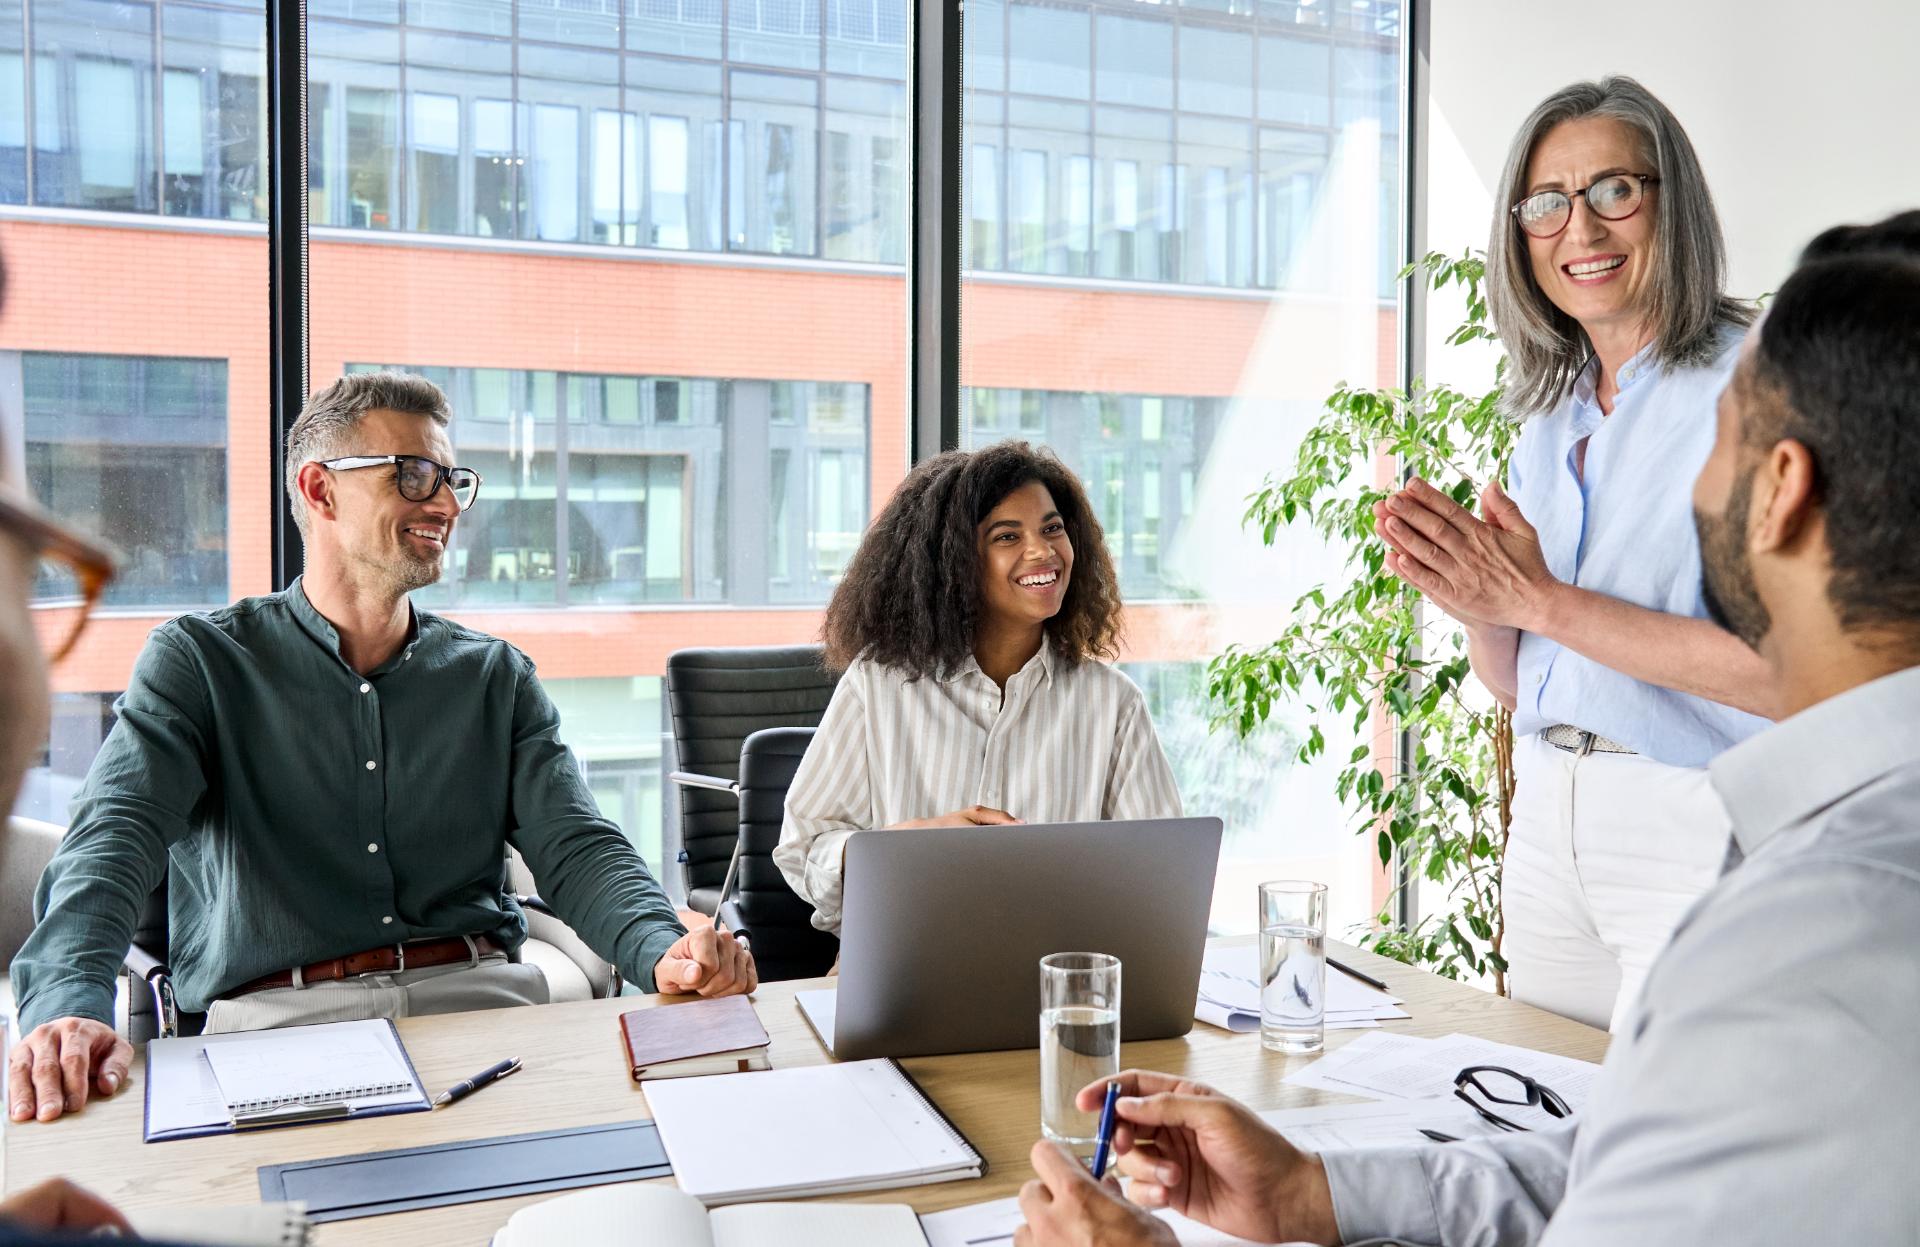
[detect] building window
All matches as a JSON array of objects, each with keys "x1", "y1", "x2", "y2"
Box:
[{"x1": 14, "y1": 351, "x2": 229, "y2": 610}]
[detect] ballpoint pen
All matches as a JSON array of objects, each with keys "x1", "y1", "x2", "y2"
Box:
[
  {"x1": 434, "y1": 1057, "x2": 522, "y2": 1108},
  {"x1": 1090, "y1": 1080, "x2": 1122, "y2": 1180},
  {"x1": 1328, "y1": 957, "x2": 1391, "y2": 993}
]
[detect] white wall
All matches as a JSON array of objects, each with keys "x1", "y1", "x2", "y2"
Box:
[{"x1": 1424, "y1": 1, "x2": 1920, "y2": 375}]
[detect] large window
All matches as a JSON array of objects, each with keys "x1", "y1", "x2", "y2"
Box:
[
  {"x1": 348, "y1": 364, "x2": 868, "y2": 606},
  {"x1": 2, "y1": 0, "x2": 1407, "y2": 923},
  {"x1": 305, "y1": 0, "x2": 909, "y2": 874},
  {"x1": 963, "y1": 0, "x2": 1405, "y2": 934}
]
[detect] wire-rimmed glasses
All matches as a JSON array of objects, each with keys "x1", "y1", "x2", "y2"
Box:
[
  {"x1": 1453, "y1": 1065, "x2": 1571, "y2": 1133},
  {"x1": 317, "y1": 455, "x2": 482, "y2": 511},
  {"x1": 0, "y1": 487, "x2": 120, "y2": 663},
  {"x1": 1511, "y1": 173, "x2": 1658, "y2": 239}
]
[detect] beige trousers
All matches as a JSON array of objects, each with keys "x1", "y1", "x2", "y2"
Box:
[{"x1": 201, "y1": 948, "x2": 549, "y2": 1034}]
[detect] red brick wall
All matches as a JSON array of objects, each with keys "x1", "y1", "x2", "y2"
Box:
[{"x1": 1, "y1": 217, "x2": 1397, "y2": 694}]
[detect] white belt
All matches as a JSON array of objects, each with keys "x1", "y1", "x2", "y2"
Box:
[{"x1": 1540, "y1": 724, "x2": 1636, "y2": 756}]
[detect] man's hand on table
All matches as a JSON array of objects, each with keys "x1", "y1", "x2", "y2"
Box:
[
  {"x1": 654, "y1": 922, "x2": 760, "y2": 996},
  {"x1": 0, "y1": 1177, "x2": 133, "y2": 1233},
  {"x1": 8, "y1": 1016, "x2": 132, "y2": 1123},
  {"x1": 1019, "y1": 1070, "x2": 1342, "y2": 1247}
]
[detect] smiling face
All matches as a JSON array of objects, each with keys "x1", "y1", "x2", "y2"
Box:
[
  {"x1": 1523, "y1": 115, "x2": 1660, "y2": 341},
  {"x1": 319, "y1": 407, "x2": 461, "y2": 596},
  {"x1": 976, "y1": 480, "x2": 1075, "y2": 634}
]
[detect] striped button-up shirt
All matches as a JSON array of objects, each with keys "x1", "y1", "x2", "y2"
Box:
[{"x1": 772, "y1": 642, "x2": 1183, "y2": 934}]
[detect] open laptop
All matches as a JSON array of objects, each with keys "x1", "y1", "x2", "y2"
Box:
[{"x1": 797, "y1": 816, "x2": 1224, "y2": 1060}]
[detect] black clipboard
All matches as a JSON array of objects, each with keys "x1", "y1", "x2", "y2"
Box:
[{"x1": 257, "y1": 1118, "x2": 674, "y2": 1223}]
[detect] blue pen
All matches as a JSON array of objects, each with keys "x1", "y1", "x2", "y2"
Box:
[{"x1": 1090, "y1": 1080, "x2": 1121, "y2": 1180}]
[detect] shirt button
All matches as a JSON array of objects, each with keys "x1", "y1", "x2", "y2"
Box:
[
  {"x1": 1534, "y1": 673, "x2": 1545, "y2": 685},
  {"x1": 367, "y1": 843, "x2": 379, "y2": 853},
  {"x1": 359, "y1": 683, "x2": 371, "y2": 694},
  {"x1": 382, "y1": 915, "x2": 394, "y2": 925},
  {"x1": 365, "y1": 760, "x2": 377, "y2": 771}
]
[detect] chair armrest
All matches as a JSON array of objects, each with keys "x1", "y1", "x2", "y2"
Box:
[
  {"x1": 123, "y1": 942, "x2": 180, "y2": 1040},
  {"x1": 516, "y1": 894, "x2": 622, "y2": 998},
  {"x1": 668, "y1": 771, "x2": 740, "y2": 796}
]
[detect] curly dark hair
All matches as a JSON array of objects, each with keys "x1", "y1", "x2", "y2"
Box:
[{"x1": 822, "y1": 440, "x2": 1123, "y2": 678}]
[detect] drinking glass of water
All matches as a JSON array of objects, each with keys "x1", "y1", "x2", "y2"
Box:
[
  {"x1": 1039, "y1": 951, "x2": 1120, "y2": 1149},
  {"x1": 1259, "y1": 880, "x2": 1328, "y2": 1055}
]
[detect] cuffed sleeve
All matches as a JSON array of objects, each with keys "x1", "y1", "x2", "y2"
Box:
[
  {"x1": 503, "y1": 656, "x2": 687, "y2": 992},
  {"x1": 772, "y1": 669, "x2": 873, "y2": 935},
  {"x1": 1325, "y1": 1128, "x2": 1573, "y2": 1247}
]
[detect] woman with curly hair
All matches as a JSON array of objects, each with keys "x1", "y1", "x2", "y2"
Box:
[{"x1": 772, "y1": 440, "x2": 1182, "y2": 935}]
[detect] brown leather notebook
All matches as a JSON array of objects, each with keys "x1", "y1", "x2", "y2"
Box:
[{"x1": 618, "y1": 996, "x2": 773, "y2": 1082}]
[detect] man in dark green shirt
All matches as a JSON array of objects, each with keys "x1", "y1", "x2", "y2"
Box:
[{"x1": 9, "y1": 372, "x2": 755, "y2": 1125}]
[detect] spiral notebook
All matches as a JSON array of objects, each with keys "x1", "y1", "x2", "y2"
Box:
[
  {"x1": 640, "y1": 1058, "x2": 985, "y2": 1205},
  {"x1": 145, "y1": 1018, "x2": 431, "y2": 1142}
]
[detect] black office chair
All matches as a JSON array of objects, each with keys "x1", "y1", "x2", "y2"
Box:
[
  {"x1": 120, "y1": 850, "x2": 618, "y2": 1043},
  {"x1": 665, "y1": 645, "x2": 841, "y2": 980}
]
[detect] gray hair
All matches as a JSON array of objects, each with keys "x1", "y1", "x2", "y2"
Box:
[
  {"x1": 1486, "y1": 76, "x2": 1754, "y2": 417},
  {"x1": 285, "y1": 371, "x2": 452, "y2": 537}
]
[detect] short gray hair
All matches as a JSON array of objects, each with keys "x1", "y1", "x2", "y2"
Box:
[
  {"x1": 1487, "y1": 76, "x2": 1754, "y2": 417},
  {"x1": 285, "y1": 371, "x2": 453, "y2": 537}
]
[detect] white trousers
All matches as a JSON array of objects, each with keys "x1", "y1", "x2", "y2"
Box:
[
  {"x1": 1502, "y1": 732, "x2": 1730, "y2": 1032},
  {"x1": 202, "y1": 950, "x2": 549, "y2": 1034}
]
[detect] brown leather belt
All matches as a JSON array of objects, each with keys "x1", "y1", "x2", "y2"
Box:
[{"x1": 226, "y1": 935, "x2": 503, "y2": 997}]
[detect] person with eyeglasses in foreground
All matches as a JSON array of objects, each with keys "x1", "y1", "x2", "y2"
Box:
[
  {"x1": 1376, "y1": 77, "x2": 1779, "y2": 1034},
  {"x1": 1014, "y1": 211, "x2": 1920, "y2": 1246},
  {"x1": 9, "y1": 370, "x2": 756, "y2": 1126},
  {"x1": 0, "y1": 346, "x2": 141, "y2": 1232}
]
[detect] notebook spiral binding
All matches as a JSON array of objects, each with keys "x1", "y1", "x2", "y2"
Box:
[{"x1": 228, "y1": 1080, "x2": 412, "y2": 1115}]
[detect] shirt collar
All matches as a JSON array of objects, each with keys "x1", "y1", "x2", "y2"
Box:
[
  {"x1": 285, "y1": 575, "x2": 424, "y2": 674},
  {"x1": 1568, "y1": 339, "x2": 1662, "y2": 429},
  {"x1": 941, "y1": 638, "x2": 1057, "y2": 689},
  {"x1": 1710, "y1": 664, "x2": 1920, "y2": 858}
]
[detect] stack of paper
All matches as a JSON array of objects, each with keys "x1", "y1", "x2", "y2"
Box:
[
  {"x1": 1195, "y1": 944, "x2": 1410, "y2": 1033},
  {"x1": 1284, "y1": 1031, "x2": 1602, "y2": 1127}
]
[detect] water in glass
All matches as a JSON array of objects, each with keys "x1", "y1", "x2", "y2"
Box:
[
  {"x1": 1260, "y1": 922, "x2": 1326, "y2": 1054},
  {"x1": 1040, "y1": 1005, "x2": 1119, "y2": 1147}
]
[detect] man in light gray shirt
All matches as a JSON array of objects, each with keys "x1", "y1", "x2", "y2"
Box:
[{"x1": 1008, "y1": 212, "x2": 1920, "y2": 1247}]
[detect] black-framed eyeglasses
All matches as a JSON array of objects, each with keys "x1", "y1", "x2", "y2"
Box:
[
  {"x1": 317, "y1": 455, "x2": 482, "y2": 511},
  {"x1": 1510, "y1": 173, "x2": 1658, "y2": 239},
  {"x1": 1453, "y1": 1065, "x2": 1572, "y2": 1133}
]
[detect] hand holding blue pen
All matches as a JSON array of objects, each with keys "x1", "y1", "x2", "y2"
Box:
[{"x1": 1089, "y1": 1080, "x2": 1121, "y2": 1180}]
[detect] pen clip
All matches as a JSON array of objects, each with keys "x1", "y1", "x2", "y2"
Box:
[{"x1": 229, "y1": 1100, "x2": 352, "y2": 1130}]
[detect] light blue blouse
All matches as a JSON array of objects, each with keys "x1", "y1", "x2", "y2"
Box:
[{"x1": 1506, "y1": 325, "x2": 1767, "y2": 768}]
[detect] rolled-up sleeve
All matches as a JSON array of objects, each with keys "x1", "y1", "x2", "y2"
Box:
[
  {"x1": 1103, "y1": 683, "x2": 1183, "y2": 821},
  {"x1": 1324, "y1": 1128, "x2": 1574, "y2": 1247},
  {"x1": 772, "y1": 670, "x2": 873, "y2": 934}
]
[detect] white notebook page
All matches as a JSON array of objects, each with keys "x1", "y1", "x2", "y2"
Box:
[
  {"x1": 642, "y1": 1058, "x2": 976, "y2": 1203},
  {"x1": 712, "y1": 1202, "x2": 927, "y2": 1247},
  {"x1": 203, "y1": 1019, "x2": 415, "y2": 1112},
  {"x1": 496, "y1": 1184, "x2": 715, "y2": 1247}
]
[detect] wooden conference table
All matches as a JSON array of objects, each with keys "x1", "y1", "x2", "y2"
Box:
[{"x1": 6, "y1": 940, "x2": 1608, "y2": 1244}]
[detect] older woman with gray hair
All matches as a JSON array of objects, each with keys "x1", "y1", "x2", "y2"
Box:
[{"x1": 1374, "y1": 76, "x2": 1770, "y2": 1031}]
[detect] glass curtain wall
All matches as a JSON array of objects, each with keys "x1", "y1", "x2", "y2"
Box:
[
  {"x1": 308, "y1": 0, "x2": 906, "y2": 873},
  {"x1": 962, "y1": 0, "x2": 1405, "y2": 936},
  {"x1": 0, "y1": 0, "x2": 265, "y2": 825}
]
